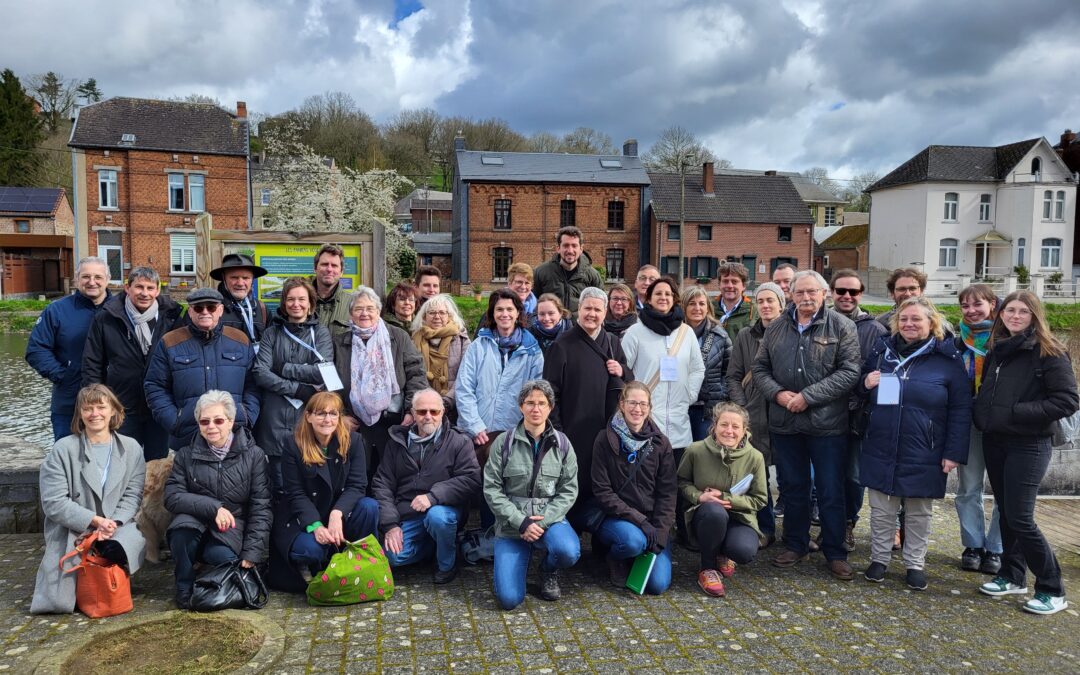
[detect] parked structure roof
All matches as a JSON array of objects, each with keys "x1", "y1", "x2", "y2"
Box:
[
  {"x1": 648, "y1": 172, "x2": 814, "y2": 225},
  {"x1": 867, "y1": 139, "x2": 1042, "y2": 192},
  {"x1": 456, "y1": 150, "x2": 650, "y2": 185},
  {"x1": 821, "y1": 224, "x2": 869, "y2": 249},
  {"x1": 0, "y1": 187, "x2": 65, "y2": 216},
  {"x1": 69, "y1": 97, "x2": 248, "y2": 156}
]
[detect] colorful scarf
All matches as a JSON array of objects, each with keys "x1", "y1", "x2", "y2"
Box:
[
  {"x1": 349, "y1": 319, "x2": 400, "y2": 426},
  {"x1": 413, "y1": 324, "x2": 459, "y2": 395},
  {"x1": 611, "y1": 411, "x2": 651, "y2": 460},
  {"x1": 959, "y1": 319, "x2": 993, "y2": 392}
]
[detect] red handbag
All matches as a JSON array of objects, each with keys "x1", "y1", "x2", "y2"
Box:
[{"x1": 59, "y1": 531, "x2": 133, "y2": 618}]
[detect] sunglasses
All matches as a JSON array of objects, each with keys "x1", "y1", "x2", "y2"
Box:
[
  {"x1": 414, "y1": 408, "x2": 443, "y2": 416},
  {"x1": 191, "y1": 303, "x2": 219, "y2": 314},
  {"x1": 832, "y1": 287, "x2": 861, "y2": 297},
  {"x1": 198, "y1": 417, "x2": 228, "y2": 426}
]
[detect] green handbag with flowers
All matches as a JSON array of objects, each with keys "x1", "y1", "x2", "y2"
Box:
[{"x1": 306, "y1": 534, "x2": 395, "y2": 606}]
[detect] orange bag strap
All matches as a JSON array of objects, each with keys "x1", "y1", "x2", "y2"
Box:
[{"x1": 59, "y1": 531, "x2": 99, "y2": 573}]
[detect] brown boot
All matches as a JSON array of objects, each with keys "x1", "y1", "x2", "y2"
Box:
[
  {"x1": 772, "y1": 549, "x2": 808, "y2": 568},
  {"x1": 828, "y1": 559, "x2": 854, "y2": 581}
]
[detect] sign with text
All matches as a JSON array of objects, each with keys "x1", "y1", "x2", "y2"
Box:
[{"x1": 248, "y1": 243, "x2": 362, "y2": 309}]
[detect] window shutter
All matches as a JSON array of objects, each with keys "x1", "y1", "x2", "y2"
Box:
[
  {"x1": 683, "y1": 257, "x2": 689, "y2": 278},
  {"x1": 709, "y1": 257, "x2": 719, "y2": 278}
]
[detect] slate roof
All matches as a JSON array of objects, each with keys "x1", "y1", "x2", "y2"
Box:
[
  {"x1": 0, "y1": 187, "x2": 65, "y2": 216},
  {"x1": 867, "y1": 139, "x2": 1041, "y2": 192},
  {"x1": 456, "y1": 150, "x2": 650, "y2": 185},
  {"x1": 648, "y1": 172, "x2": 814, "y2": 225},
  {"x1": 69, "y1": 97, "x2": 248, "y2": 156},
  {"x1": 821, "y1": 224, "x2": 868, "y2": 249},
  {"x1": 717, "y1": 169, "x2": 846, "y2": 204}
]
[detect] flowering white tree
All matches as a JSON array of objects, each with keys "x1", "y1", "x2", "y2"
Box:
[{"x1": 262, "y1": 120, "x2": 413, "y2": 279}]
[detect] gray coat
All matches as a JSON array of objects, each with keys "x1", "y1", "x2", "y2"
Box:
[{"x1": 32, "y1": 433, "x2": 146, "y2": 614}]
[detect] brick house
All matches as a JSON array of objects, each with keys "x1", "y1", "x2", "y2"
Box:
[
  {"x1": 397, "y1": 187, "x2": 453, "y2": 278},
  {"x1": 0, "y1": 187, "x2": 74, "y2": 296},
  {"x1": 647, "y1": 163, "x2": 814, "y2": 289},
  {"x1": 68, "y1": 97, "x2": 250, "y2": 286},
  {"x1": 452, "y1": 139, "x2": 650, "y2": 291},
  {"x1": 820, "y1": 223, "x2": 870, "y2": 275}
]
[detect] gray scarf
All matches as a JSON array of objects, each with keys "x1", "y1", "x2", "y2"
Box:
[{"x1": 125, "y1": 296, "x2": 159, "y2": 355}]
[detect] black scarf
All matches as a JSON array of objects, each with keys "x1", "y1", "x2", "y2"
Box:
[
  {"x1": 639, "y1": 304, "x2": 685, "y2": 336},
  {"x1": 529, "y1": 318, "x2": 572, "y2": 350},
  {"x1": 604, "y1": 312, "x2": 637, "y2": 337},
  {"x1": 896, "y1": 335, "x2": 932, "y2": 358},
  {"x1": 992, "y1": 327, "x2": 1034, "y2": 357}
]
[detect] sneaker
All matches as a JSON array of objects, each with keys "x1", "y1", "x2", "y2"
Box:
[
  {"x1": 539, "y1": 567, "x2": 561, "y2": 601},
  {"x1": 607, "y1": 557, "x2": 630, "y2": 588},
  {"x1": 979, "y1": 552, "x2": 1002, "y2": 576},
  {"x1": 774, "y1": 501, "x2": 785, "y2": 518},
  {"x1": 697, "y1": 569, "x2": 725, "y2": 597},
  {"x1": 433, "y1": 563, "x2": 459, "y2": 585},
  {"x1": 808, "y1": 538, "x2": 821, "y2": 553},
  {"x1": 300, "y1": 567, "x2": 314, "y2": 584},
  {"x1": 810, "y1": 500, "x2": 821, "y2": 525},
  {"x1": 716, "y1": 556, "x2": 737, "y2": 579},
  {"x1": 758, "y1": 533, "x2": 776, "y2": 550},
  {"x1": 960, "y1": 547, "x2": 983, "y2": 572},
  {"x1": 979, "y1": 576, "x2": 1029, "y2": 597},
  {"x1": 892, "y1": 528, "x2": 902, "y2": 551},
  {"x1": 175, "y1": 589, "x2": 192, "y2": 610},
  {"x1": 827, "y1": 559, "x2": 854, "y2": 581},
  {"x1": 864, "y1": 562, "x2": 887, "y2": 583},
  {"x1": 772, "y1": 549, "x2": 808, "y2": 568},
  {"x1": 906, "y1": 568, "x2": 928, "y2": 591},
  {"x1": 1023, "y1": 593, "x2": 1069, "y2": 615},
  {"x1": 844, "y1": 521, "x2": 856, "y2": 552}
]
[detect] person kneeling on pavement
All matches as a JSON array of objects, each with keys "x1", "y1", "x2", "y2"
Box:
[
  {"x1": 372, "y1": 389, "x2": 481, "y2": 584},
  {"x1": 678, "y1": 402, "x2": 767, "y2": 598},
  {"x1": 484, "y1": 380, "x2": 580, "y2": 610}
]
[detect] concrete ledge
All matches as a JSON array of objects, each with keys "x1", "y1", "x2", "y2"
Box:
[{"x1": 0, "y1": 434, "x2": 46, "y2": 533}]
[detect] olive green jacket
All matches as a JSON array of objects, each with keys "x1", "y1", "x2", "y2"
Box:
[
  {"x1": 313, "y1": 280, "x2": 354, "y2": 341},
  {"x1": 677, "y1": 435, "x2": 767, "y2": 540}
]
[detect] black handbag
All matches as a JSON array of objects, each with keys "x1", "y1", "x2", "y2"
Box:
[{"x1": 191, "y1": 561, "x2": 269, "y2": 612}]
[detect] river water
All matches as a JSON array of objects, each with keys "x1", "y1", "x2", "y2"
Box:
[{"x1": 0, "y1": 333, "x2": 53, "y2": 448}]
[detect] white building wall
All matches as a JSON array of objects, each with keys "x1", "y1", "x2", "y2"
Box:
[{"x1": 868, "y1": 186, "x2": 927, "y2": 270}]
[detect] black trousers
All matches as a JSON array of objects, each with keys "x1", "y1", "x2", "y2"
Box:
[
  {"x1": 692, "y1": 503, "x2": 759, "y2": 570},
  {"x1": 983, "y1": 434, "x2": 1063, "y2": 596}
]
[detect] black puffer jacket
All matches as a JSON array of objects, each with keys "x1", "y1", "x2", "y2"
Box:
[
  {"x1": 691, "y1": 318, "x2": 732, "y2": 410},
  {"x1": 164, "y1": 426, "x2": 272, "y2": 562},
  {"x1": 973, "y1": 330, "x2": 1078, "y2": 437}
]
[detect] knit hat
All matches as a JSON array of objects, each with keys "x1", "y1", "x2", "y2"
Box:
[{"x1": 754, "y1": 282, "x2": 784, "y2": 304}]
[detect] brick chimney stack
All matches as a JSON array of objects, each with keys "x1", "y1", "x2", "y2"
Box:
[
  {"x1": 764, "y1": 170, "x2": 777, "y2": 176},
  {"x1": 622, "y1": 138, "x2": 638, "y2": 157},
  {"x1": 703, "y1": 161, "x2": 714, "y2": 195},
  {"x1": 236, "y1": 101, "x2": 247, "y2": 119},
  {"x1": 1062, "y1": 129, "x2": 1076, "y2": 148}
]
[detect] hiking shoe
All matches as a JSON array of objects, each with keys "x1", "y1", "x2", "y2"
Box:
[
  {"x1": 979, "y1": 552, "x2": 1002, "y2": 575},
  {"x1": 539, "y1": 567, "x2": 561, "y2": 601},
  {"x1": 960, "y1": 547, "x2": 983, "y2": 572},
  {"x1": 698, "y1": 569, "x2": 725, "y2": 597},
  {"x1": 864, "y1": 562, "x2": 887, "y2": 583},
  {"x1": 827, "y1": 559, "x2": 854, "y2": 581},
  {"x1": 772, "y1": 549, "x2": 808, "y2": 567},
  {"x1": 433, "y1": 563, "x2": 459, "y2": 585},
  {"x1": 175, "y1": 589, "x2": 192, "y2": 610},
  {"x1": 716, "y1": 556, "x2": 737, "y2": 579},
  {"x1": 979, "y1": 576, "x2": 1028, "y2": 596},
  {"x1": 906, "y1": 568, "x2": 928, "y2": 591},
  {"x1": 1023, "y1": 593, "x2": 1068, "y2": 615},
  {"x1": 607, "y1": 557, "x2": 630, "y2": 588},
  {"x1": 844, "y1": 521, "x2": 856, "y2": 552}
]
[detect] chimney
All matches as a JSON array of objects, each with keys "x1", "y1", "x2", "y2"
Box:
[
  {"x1": 454, "y1": 132, "x2": 465, "y2": 151},
  {"x1": 703, "y1": 161, "x2": 714, "y2": 195},
  {"x1": 1062, "y1": 129, "x2": 1076, "y2": 148},
  {"x1": 236, "y1": 101, "x2": 247, "y2": 119},
  {"x1": 622, "y1": 138, "x2": 638, "y2": 157},
  {"x1": 764, "y1": 170, "x2": 777, "y2": 176}
]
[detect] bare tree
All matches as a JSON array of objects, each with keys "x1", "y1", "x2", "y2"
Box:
[
  {"x1": 641, "y1": 125, "x2": 717, "y2": 173},
  {"x1": 296, "y1": 92, "x2": 382, "y2": 171},
  {"x1": 841, "y1": 170, "x2": 880, "y2": 212},
  {"x1": 561, "y1": 126, "x2": 615, "y2": 154},
  {"x1": 801, "y1": 166, "x2": 841, "y2": 198},
  {"x1": 168, "y1": 93, "x2": 224, "y2": 106},
  {"x1": 382, "y1": 108, "x2": 442, "y2": 180},
  {"x1": 527, "y1": 131, "x2": 563, "y2": 153},
  {"x1": 28, "y1": 72, "x2": 80, "y2": 132}
]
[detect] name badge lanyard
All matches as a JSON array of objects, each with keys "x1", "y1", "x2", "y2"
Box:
[
  {"x1": 239, "y1": 298, "x2": 257, "y2": 342},
  {"x1": 883, "y1": 338, "x2": 935, "y2": 379},
  {"x1": 282, "y1": 327, "x2": 326, "y2": 362}
]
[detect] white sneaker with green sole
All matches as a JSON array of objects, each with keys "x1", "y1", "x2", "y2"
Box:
[
  {"x1": 979, "y1": 576, "x2": 1028, "y2": 596},
  {"x1": 1022, "y1": 593, "x2": 1068, "y2": 615}
]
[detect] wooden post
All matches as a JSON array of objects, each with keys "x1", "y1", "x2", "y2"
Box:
[
  {"x1": 372, "y1": 219, "x2": 387, "y2": 295},
  {"x1": 194, "y1": 213, "x2": 214, "y2": 289}
]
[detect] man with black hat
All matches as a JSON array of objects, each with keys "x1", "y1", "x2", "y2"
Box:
[
  {"x1": 211, "y1": 253, "x2": 270, "y2": 351},
  {"x1": 144, "y1": 287, "x2": 261, "y2": 450}
]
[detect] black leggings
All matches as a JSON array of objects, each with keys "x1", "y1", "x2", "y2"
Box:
[{"x1": 693, "y1": 503, "x2": 759, "y2": 570}]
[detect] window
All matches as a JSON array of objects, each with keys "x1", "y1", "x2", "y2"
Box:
[
  {"x1": 1041, "y1": 238, "x2": 1062, "y2": 268},
  {"x1": 97, "y1": 231, "x2": 123, "y2": 281},
  {"x1": 560, "y1": 199, "x2": 575, "y2": 227},
  {"x1": 493, "y1": 247, "x2": 513, "y2": 280},
  {"x1": 98, "y1": 170, "x2": 117, "y2": 209},
  {"x1": 15, "y1": 219, "x2": 30, "y2": 233},
  {"x1": 170, "y1": 234, "x2": 196, "y2": 274},
  {"x1": 938, "y1": 238, "x2": 958, "y2": 268},
  {"x1": 692, "y1": 257, "x2": 715, "y2": 278},
  {"x1": 168, "y1": 174, "x2": 185, "y2": 211},
  {"x1": 979, "y1": 194, "x2": 992, "y2": 221},
  {"x1": 494, "y1": 199, "x2": 512, "y2": 230},
  {"x1": 660, "y1": 256, "x2": 679, "y2": 276},
  {"x1": 607, "y1": 201, "x2": 624, "y2": 230},
  {"x1": 777, "y1": 226, "x2": 792, "y2": 242},
  {"x1": 668, "y1": 224, "x2": 680, "y2": 240},
  {"x1": 168, "y1": 174, "x2": 205, "y2": 211},
  {"x1": 605, "y1": 249, "x2": 625, "y2": 281},
  {"x1": 1055, "y1": 190, "x2": 1066, "y2": 221},
  {"x1": 943, "y1": 192, "x2": 958, "y2": 221},
  {"x1": 1031, "y1": 157, "x2": 1041, "y2": 180},
  {"x1": 1017, "y1": 238, "x2": 1026, "y2": 266},
  {"x1": 1043, "y1": 190, "x2": 1053, "y2": 219},
  {"x1": 261, "y1": 217, "x2": 270, "y2": 228},
  {"x1": 260, "y1": 188, "x2": 271, "y2": 207},
  {"x1": 824, "y1": 206, "x2": 836, "y2": 226},
  {"x1": 698, "y1": 224, "x2": 712, "y2": 241},
  {"x1": 188, "y1": 174, "x2": 205, "y2": 212}
]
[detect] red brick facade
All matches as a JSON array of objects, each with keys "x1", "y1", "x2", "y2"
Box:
[{"x1": 466, "y1": 183, "x2": 642, "y2": 290}]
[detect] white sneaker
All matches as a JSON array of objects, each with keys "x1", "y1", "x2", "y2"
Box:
[
  {"x1": 979, "y1": 576, "x2": 1028, "y2": 596},
  {"x1": 1023, "y1": 593, "x2": 1068, "y2": 615}
]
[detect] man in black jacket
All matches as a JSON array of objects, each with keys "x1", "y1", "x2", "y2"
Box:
[
  {"x1": 212, "y1": 253, "x2": 269, "y2": 351},
  {"x1": 372, "y1": 389, "x2": 481, "y2": 583},
  {"x1": 82, "y1": 266, "x2": 183, "y2": 460}
]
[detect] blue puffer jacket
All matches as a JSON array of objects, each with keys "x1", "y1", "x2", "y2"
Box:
[
  {"x1": 25, "y1": 291, "x2": 110, "y2": 414},
  {"x1": 858, "y1": 335, "x2": 972, "y2": 499},
  {"x1": 144, "y1": 319, "x2": 261, "y2": 450},
  {"x1": 454, "y1": 328, "x2": 544, "y2": 437}
]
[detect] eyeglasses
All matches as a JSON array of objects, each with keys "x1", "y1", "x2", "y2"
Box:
[
  {"x1": 191, "y1": 303, "x2": 219, "y2": 314},
  {"x1": 609, "y1": 296, "x2": 631, "y2": 304},
  {"x1": 351, "y1": 306, "x2": 378, "y2": 315},
  {"x1": 894, "y1": 285, "x2": 921, "y2": 293},
  {"x1": 832, "y1": 287, "x2": 861, "y2": 296},
  {"x1": 198, "y1": 417, "x2": 228, "y2": 426},
  {"x1": 623, "y1": 400, "x2": 650, "y2": 409},
  {"x1": 793, "y1": 289, "x2": 823, "y2": 297},
  {"x1": 426, "y1": 311, "x2": 448, "y2": 318},
  {"x1": 310, "y1": 410, "x2": 340, "y2": 419},
  {"x1": 414, "y1": 408, "x2": 444, "y2": 417},
  {"x1": 523, "y1": 401, "x2": 549, "y2": 409}
]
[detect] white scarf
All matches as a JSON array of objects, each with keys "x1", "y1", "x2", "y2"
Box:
[
  {"x1": 349, "y1": 319, "x2": 400, "y2": 426},
  {"x1": 125, "y1": 296, "x2": 159, "y2": 355}
]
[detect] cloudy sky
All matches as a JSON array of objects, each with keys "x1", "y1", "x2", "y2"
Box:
[{"x1": 6, "y1": 0, "x2": 1079, "y2": 182}]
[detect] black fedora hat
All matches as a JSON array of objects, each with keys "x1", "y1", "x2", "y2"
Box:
[{"x1": 210, "y1": 253, "x2": 268, "y2": 280}]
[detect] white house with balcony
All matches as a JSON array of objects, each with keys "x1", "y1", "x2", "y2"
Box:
[{"x1": 867, "y1": 138, "x2": 1076, "y2": 286}]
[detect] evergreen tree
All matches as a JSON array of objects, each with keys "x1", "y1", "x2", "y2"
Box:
[
  {"x1": 0, "y1": 69, "x2": 45, "y2": 186},
  {"x1": 76, "y1": 77, "x2": 103, "y2": 104}
]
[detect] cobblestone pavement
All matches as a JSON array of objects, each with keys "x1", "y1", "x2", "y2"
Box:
[{"x1": 0, "y1": 500, "x2": 1076, "y2": 674}]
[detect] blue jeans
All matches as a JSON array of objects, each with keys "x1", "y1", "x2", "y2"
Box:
[
  {"x1": 954, "y1": 426, "x2": 1002, "y2": 553},
  {"x1": 118, "y1": 412, "x2": 170, "y2": 461},
  {"x1": 845, "y1": 436, "x2": 865, "y2": 524},
  {"x1": 169, "y1": 528, "x2": 240, "y2": 594},
  {"x1": 493, "y1": 521, "x2": 580, "y2": 610},
  {"x1": 289, "y1": 497, "x2": 380, "y2": 573},
  {"x1": 385, "y1": 505, "x2": 461, "y2": 573},
  {"x1": 772, "y1": 433, "x2": 848, "y2": 561},
  {"x1": 594, "y1": 518, "x2": 673, "y2": 595}
]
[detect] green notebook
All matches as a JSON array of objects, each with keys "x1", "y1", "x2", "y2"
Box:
[{"x1": 625, "y1": 551, "x2": 657, "y2": 595}]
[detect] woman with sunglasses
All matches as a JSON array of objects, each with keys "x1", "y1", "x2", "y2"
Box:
[
  {"x1": 267, "y1": 392, "x2": 379, "y2": 591},
  {"x1": 164, "y1": 390, "x2": 271, "y2": 609},
  {"x1": 590, "y1": 381, "x2": 676, "y2": 593}
]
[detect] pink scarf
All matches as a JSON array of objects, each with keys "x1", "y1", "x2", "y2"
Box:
[{"x1": 349, "y1": 319, "x2": 399, "y2": 426}]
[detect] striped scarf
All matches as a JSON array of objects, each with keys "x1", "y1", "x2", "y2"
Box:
[{"x1": 959, "y1": 320, "x2": 993, "y2": 392}]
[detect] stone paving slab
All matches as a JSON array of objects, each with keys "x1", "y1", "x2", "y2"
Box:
[{"x1": 0, "y1": 501, "x2": 1077, "y2": 674}]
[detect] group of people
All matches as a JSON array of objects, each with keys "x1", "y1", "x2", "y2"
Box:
[{"x1": 26, "y1": 227, "x2": 1076, "y2": 617}]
